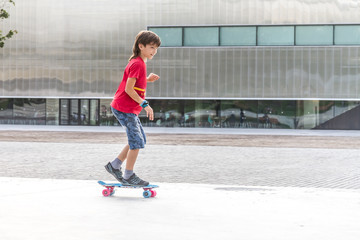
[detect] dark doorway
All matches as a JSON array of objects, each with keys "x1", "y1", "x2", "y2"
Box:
[{"x1": 60, "y1": 99, "x2": 99, "y2": 125}]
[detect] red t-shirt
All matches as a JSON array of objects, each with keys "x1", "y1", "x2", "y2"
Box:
[{"x1": 111, "y1": 57, "x2": 147, "y2": 115}]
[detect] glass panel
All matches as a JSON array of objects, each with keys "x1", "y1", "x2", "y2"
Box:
[
  {"x1": 100, "y1": 99, "x2": 116, "y2": 126},
  {"x1": 90, "y1": 99, "x2": 99, "y2": 126},
  {"x1": 258, "y1": 100, "x2": 296, "y2": 129},
  {"x1": 220, "y1": 27, "x2": 256, "y2": 46},
  {"x1": 193, "y1": 100, "x2": 221, "y2": 128},
  {"x1": 80, "y1": 99, "x2": 89, "y2": 125},
  {"x1": 139, "y1": 100, "x2": 185, "y2": 127},
  {"x1": 70, "y1": 99, "x2": 79, "y2": 125},
  {"x1": 296, "y1": 26, "x2": 333, "y2": 45},
  {"x1": 148, "y1": 27, "x2": 183, "y2": 47},
  {"x1": 13, "y1": 99, "x2": 46, "y2": 125},
  {"x1": 0, "y1": 99, "x2": 13, "y2": 124},
  {"x1": 334, "y1": 101, "x2": 359, "y2": 116},
  {"x1": 318, "y1": 101, "x2": 335, "y2": 126},
  {"x1": 60, "y1": 99, "x2": 69, "y2": 125},
  {"x1": 221, "y1": 100, "x2": 258, "y2": 128},
  {"x1": 296, "y1": 100, "x2": 320, "y2": 129},
  {"x1": 46, "y1": 99, "x2": 59, "y2": 125},
  {"x1": 184, "y1": 100, "x2": 195, "y2": 127},
  {"x1": 335, "y1": 25, "x2": 360, "y2": 45},
  {"x1": 145, "y1": 99, "x2": 196, "y2": 127},
  {"x1": 258, "y1": 26, "x2": 294, "y2": 46},
  {"x1": 184, "y1": 27, "x2": 219, "y2": 46}
]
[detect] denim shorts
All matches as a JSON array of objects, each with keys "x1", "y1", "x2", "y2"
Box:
[{"x1": 111, "y1": 107, "x2": 146, "y2": 150}]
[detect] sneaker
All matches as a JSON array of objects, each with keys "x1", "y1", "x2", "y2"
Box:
[
  {"x1": 104, "y1": 162, "x2": 123, "y2": 183},
  {"x1": 123, "y1": 173, "x2": 149, "y2": 186}
]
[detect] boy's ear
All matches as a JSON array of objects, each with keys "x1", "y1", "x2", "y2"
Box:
[{"x1": 138, "y1": 43, "x2": 145, "y2": 50}]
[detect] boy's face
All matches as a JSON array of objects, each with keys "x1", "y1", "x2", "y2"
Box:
[{"x1": 139, "y1": 43, "x2": 158, "y2": 61}]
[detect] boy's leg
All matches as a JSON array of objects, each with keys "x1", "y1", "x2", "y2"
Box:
[
  {"x1": 117, "y1": 144, "x2": 130, "y2": 162},
  {"x1": 123, "y1": 149, "x2": 139, "y2": 179},
  {"x1": 110, "y1": 144, "x2": 129, "y2": 169},
  {"x1": 123, "y1": 148, "x2": 149, "y2": 186},
  {"x1": 125, "y1": 148, "x2": 139, "y2": 171}
]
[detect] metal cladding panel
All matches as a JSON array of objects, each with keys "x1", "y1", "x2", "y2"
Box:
[
  {"x1": 147, "y1": 47, "x2": 360, "y2": 99},
  {"x1": 1, "y1": 0, "x2": 360, "y2": 99}
]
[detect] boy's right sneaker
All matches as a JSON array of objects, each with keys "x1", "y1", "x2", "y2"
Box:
[
  {"x1": 104, "y1": 162, "x2": 123, "y2": 183},
  {"x1": 122, "y1": 173, "x2": 149, "y2": 186}
]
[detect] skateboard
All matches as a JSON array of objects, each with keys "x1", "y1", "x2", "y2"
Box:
[{"x1": 98, "y1": 180, "x2": 158, "y2": 198}]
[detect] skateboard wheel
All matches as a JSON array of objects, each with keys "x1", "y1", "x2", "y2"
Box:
[
  {"x1": 102, "y1": 189, "x2": 111, "y2": 197},
  {"x1": 143, "y1": 190, "x2": 151, "y2": 198},
  {"x1": 110, "y1": 190, "x2": 115, "y2": 196},
  {"x1": 150, "y1": 190, "x2": 157, "y2": 198}
]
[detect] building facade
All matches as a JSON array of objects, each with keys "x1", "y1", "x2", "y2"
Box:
[{"x1": 1, "y1": 0, "x2": 360, "y2": 129}]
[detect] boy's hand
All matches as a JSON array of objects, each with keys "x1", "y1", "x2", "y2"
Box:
[
  {"x1": 144, "y1": 105, "x2": 154, "y2": 121},
  {"x1": 147, "y1": 73, "x2": 160, "y2": 82}
]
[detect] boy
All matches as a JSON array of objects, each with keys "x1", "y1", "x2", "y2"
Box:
[{"x1": 105, "y1": 30, "x2": 161, "y2": 186}]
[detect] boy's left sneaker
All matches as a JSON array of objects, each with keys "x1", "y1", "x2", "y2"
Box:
[
  {"x1": 104, "y1": 162, "x2": 123, "y2": 183},
  {"x1": 122, "y1": 173, "x2": 149, "y2": 186}
]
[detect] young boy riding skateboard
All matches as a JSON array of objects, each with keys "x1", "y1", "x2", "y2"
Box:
[{"x1": 105, "y1": 30, "x2": 161, "y2": 186}]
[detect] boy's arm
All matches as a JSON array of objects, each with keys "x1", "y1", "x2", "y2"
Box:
[
  {"x1": 125, "y1": 78, "x2": 144, "y2": 104},
  {"x1": 125, "y1": 77, "x2": 154, "y2": 121},
  {"x1": 147, "y1": 73, "x2": 160, "y2": 82}
]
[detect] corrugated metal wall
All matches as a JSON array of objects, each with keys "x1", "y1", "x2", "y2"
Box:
[{"x1": 1, "y1": 0, "x2": 360, "y2": 99}]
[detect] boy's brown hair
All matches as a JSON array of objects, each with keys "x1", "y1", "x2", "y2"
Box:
[{"x1": 129, "y1": 30, "x2": 161, "y2": 61}]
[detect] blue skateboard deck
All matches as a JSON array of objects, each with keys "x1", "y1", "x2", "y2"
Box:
[{"x1": 98, "y1": 180, "x2": 159, "y2": 198}]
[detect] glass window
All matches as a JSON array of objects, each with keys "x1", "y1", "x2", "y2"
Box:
[
  {"x1": 139, "y1": 100, "x2": 185, "y2": 127},
  {"x1": 148, "y1": 27, "x2": 183, "y2": 47},
  {"x1": 60, "y1": 99, "x2": 69, "y2": 125},
  {"x1": 184, "y1": 27, "x2": 219, "y2": 46},
  {"x1": 0, "y1": 99, "x2": 13, "y2": 124},
  {"x1": 184, "y1": 100, "x2": 195, "y2": 127},
  {"x1": 100, "y1": 99, "x2": 117, "y2": 126},
  {"x1": 258, "y1": 100, "x2": 296, "y2": 129},
  {"x1": 335, "y1": 25, "x2": 360, "y2": 45},
  {"x1": 334, "y1": 101, "x2": 360, "y2": 116},
  {"x1": 194, "y1": 100, "x2": 221, "y2": 128},
  {"x1": 13, "y1": 99, "x2": 46, "y2": 125},
  {"x1": 70, "y1": 99, "x2": 79, "y2": 125},
  {"x1": 296, "y1": 26, "x2": 333, "y2": 45},
  {"x1": 257, "y1": 26, "x2": 294, "y2": 46},
  {"x1": 80, "y1": 99, "x2": 89, "y2": 125},
  {"x1": 296, "y1": 100, "x2": 321, "y2": 129},
  {"x1": 220, "y1": 27, "x2": 256, "y2": 46},
  {"x1": 90, "y1": 99, "x2": 99, "y2": 126},
  {"x1": 46, "y1": 99, "x2": 59, "y2": 125},
  {"x1": 221, "y1": 100, "x2": 258, "y2": 128}
]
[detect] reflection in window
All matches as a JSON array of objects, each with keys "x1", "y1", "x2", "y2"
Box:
[
  {"x1": 13, "y1": 98, "x2": 46, "y2": 125},
  {"x1": 258, "y1": 26, "x2": 294, "y2": 46},
  {"x1": 334, "y1": 101, "x2": 359, "y2": 116},
  {"x1": 221, "y1": 100, "x2": 258, "y2": 128},
  {"x1": 46, "y1": 99, "x2": 59, "y2": 125},
  {"x1": 194, "y1": 100, "x2": 220, "y2": 128},
  {"x1": 335, "y1": 25, "x2": 360, "y2": 45},
  {"x1": 100, "y1": 99, "x2": 116, "y2": 126},
  {"x1": 258, "y1": 100, "x2": 296, "y2": 129},
  {"x1": 139, "y1": 100, "x2": 190, "y2": 127},
  {"x1": 220, "y1": 27, "x2": 256, "y2": 46},
  {"x1": 296, "y1": 26, "x2": 333, "y2": 45},
  {"x1": 184, "y1": 27, "x2": 219, "y2": 46},
  {"x1": 0, "y1": 99, "x2": 13, "y2": 124}
]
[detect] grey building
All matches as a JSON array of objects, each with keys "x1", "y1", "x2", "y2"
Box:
[{"x1": 1, "y1": 0, "x2": 360, "y2": 129}]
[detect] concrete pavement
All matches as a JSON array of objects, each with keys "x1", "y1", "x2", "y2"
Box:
[
  {"x1": 1, "y1": 124, "x2": 360, "y2": 240},
  {"x1": 1, "y1": 124, "x2": 360, "y2": 136},
  {"x1": 1, "y1": 177, "x2": 360, "y2": 240}
]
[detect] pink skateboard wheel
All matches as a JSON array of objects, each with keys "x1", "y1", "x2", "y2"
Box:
[
  {"x1": 150, "y1": 190, "x2": 157, "y2": 197},
  {"x1": 102, "y1": 189, "x2": 111, "y2": 197}
]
